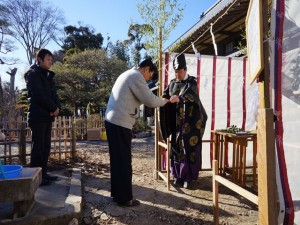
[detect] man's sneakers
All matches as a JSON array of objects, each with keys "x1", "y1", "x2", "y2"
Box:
[{"x1": 40, "y1": 173, "x2": 58, "y2": 186}]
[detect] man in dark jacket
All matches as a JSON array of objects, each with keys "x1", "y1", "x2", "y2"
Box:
[{"x1": 25, "y1": 48, "x2": 61, "y2": 186}]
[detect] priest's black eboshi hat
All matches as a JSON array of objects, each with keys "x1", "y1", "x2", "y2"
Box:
[{"x1": 173, "y1": 53, "x2": 186, "y2": 70}]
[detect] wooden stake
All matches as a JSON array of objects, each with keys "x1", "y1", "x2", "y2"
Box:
[{"x1": 213, "y1": 160, "x2": 219, "y2": 225}]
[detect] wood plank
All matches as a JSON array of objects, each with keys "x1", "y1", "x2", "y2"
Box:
[
  {"x1": 215, "y1": 175, "x2": 258, "y2": 205},
  {"x1": 157, "y1": 171, "x2": 168, "y2": 183},
  {"x1": 158, "y1": 141, "x2": 168, "y2": 149}
]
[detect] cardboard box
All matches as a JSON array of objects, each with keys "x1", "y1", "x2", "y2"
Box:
[{"x1": 87, "y1": 129, "x2": 101, "y2": 140}]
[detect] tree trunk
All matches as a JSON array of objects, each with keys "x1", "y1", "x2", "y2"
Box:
[
  {"x1": 7, "y1": 68, "x2": 17, "y2": 99},
  {"x1": 6, "y1": 68, "x2": 18, "y2": 118},
  {"x1": 0, "y1": 75, "x2": 3, "y2": 99}
]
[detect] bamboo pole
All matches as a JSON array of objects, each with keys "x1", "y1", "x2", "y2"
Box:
[
  {"x1": 155, "y1": 22, "x2": 163, "y2": 180},
  {"x1": 158, "y1": 27, "x2": 163, "y2": 97},
  {"x1": 71, "y1": 121, "x2": 76, "y2": 159}
]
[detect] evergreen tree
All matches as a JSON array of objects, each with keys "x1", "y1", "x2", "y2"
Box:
[
  {"x1": 62, "y1": 24, "x2": 104, "y2": 51},
  {"x1": 52, "y1": 49, "x2": 128, "y2": 116}
]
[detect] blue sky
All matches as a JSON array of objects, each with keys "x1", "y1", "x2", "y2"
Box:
[{"x1": 1, "y1": 0, "x2": 217, "y2": 88}]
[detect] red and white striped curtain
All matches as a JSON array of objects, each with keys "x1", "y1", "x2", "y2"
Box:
[
  {"x1": 270, "y1": 0, "x2": 300, "y2": 224},
  {"x1": 163, "y1": 53, "x2": 259, "y2": 169}
]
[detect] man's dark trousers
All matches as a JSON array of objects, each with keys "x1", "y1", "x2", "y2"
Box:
[
  {"x1": 105, "y1": 121, "x2": 133, "y2": 204},
  {"x1": 29, "y1": 122, "x2": 52, "y2": 178}
]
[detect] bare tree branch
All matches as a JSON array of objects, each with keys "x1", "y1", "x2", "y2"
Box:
[
  {"x1": 0, "y1": 5, "x2": 18, "y2": 65},
  {"x1": 1, "y1": 0, "x2": 65, "y2": 65}
]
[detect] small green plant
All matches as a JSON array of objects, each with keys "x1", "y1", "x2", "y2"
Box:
[
  {"x1": 217, "y1": 125, "x2": 245, "y2": 134},
  {"x1": 132, "y1": 118, "x2": 151, "y2": 133}
]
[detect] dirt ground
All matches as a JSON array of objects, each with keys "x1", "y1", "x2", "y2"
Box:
[{"x1": 66, "y1": 136, "x2": 258, "y2": 225}]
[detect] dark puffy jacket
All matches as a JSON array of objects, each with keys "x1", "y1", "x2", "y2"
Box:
[{"x1": 26, "y1": 66, "x2": 61, "y2": 125}]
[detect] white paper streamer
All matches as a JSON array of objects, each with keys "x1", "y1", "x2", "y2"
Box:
[
  {"x1": 210, "y1": 23, "x2": 218, "y2": 56},
  {"x1": 191, "y1": 42, "x2": 201, "y2": 60}
]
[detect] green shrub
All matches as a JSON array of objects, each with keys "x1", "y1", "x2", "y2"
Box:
[{"x1": 132, "y1": 117, "x2": 151, "y2": 133}]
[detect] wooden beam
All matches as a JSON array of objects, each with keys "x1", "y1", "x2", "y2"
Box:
[
  {"x1": 213, "y1": 160, "x2": 219, "y2": 225},
  {"x1": 218, "y1": 31, "x2": 236, "y2": 35},
  {"x1": 215, "y1": 175, "x2": 258, "y2": 205},
  {"x1": 259, "y1": 0, "x2": 271, "y2": 109},
  {"x1": 257, "y1": 0, "x2": 278, "y2": 224},
  {"x1": 257, "y1": 109, "x2": 277, "y2": 225}
]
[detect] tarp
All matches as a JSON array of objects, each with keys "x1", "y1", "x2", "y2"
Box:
[{"x1": 270, "y1": 0, "x2": 300, "y2": 224}]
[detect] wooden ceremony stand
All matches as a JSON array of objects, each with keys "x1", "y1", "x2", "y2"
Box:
[
  {"x1": 212, "y1": 131, "x2": 258, "y2": 225},
  {"x1": 213, "y1": 131, "x2": 257, "y2": 188}
]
